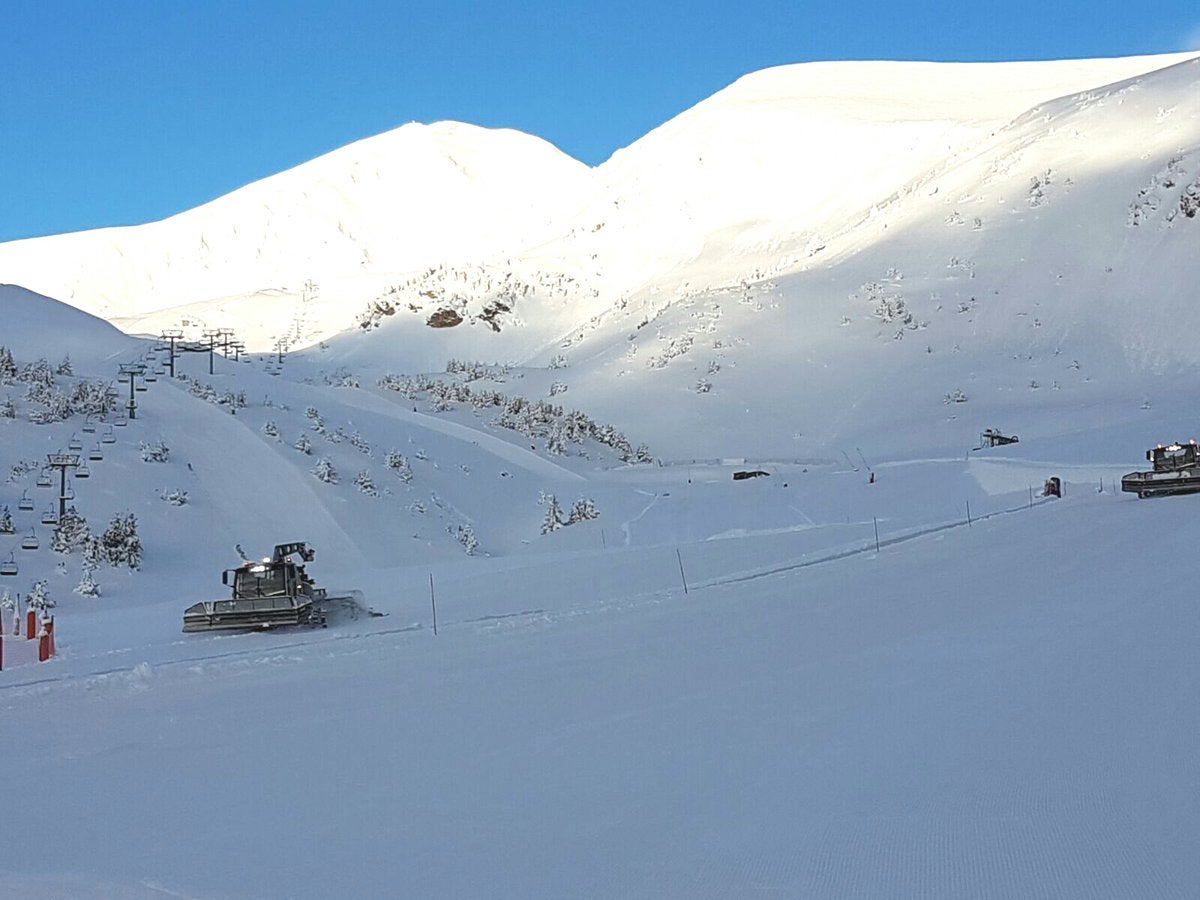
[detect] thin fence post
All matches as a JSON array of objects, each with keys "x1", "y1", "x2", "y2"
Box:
[
  {"x1": 429, "y1": 573, "x2": 438, "y2": 636},
  {"x1": 676, "y1": 548, "x2": 689, "y2": 595},
  {"x1": 873, "y1": 517, "x2": 880, "y2": 553},
  {"x1": 966, "y1": 500, "x2": 972, "y2": 526},
  {"x1": 1029, "y1": 485, "x2": 1033, "y2": 508}
]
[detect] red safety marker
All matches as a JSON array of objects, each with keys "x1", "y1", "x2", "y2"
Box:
[
  {"x1": 26, "y1": 609, "x2": 36, "y2": 641},
  {"x1": 38, "y1": 629, "x2": 49, "y2": 663}
]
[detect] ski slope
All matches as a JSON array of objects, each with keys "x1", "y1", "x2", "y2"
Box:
[{"x1": 2, "y1": 471, "x2": 1196, "y2": 897}]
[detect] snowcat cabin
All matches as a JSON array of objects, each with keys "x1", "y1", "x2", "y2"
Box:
[
  {"x1": 226, "y1": 560, "x2": 297, "y2": 599},
  {"x1": 1147, "y1": 441, "x2": 1199, "y2": 472}
]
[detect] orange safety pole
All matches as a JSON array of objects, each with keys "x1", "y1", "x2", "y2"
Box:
[
  {"x1": 45, "y1": 617, "x2": 55, "y2": 657},
  {"x1": 38, "y1": 628, "x2": 49, "y2": 662},
  {"x1": 26, "y1": 609, "x2": 36, "y2": 641}
]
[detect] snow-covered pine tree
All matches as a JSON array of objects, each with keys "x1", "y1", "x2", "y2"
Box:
[
  {"x1": 312, "y1": 457, "x2": 338, "y2": 483},
  {"x1": 101, "y1": 512, "x2": 143, "y2": 570},
  {"x1": 0, "y1": 505, "x2": 13, "y2": 534},
  {"x1": 82, "y1": 534, "x2": 104, "y2": 571},
  {"x1": 0, "y1": 397, "x2": 15, "y2": 419},
  {"x1": 75, "y1": 564, "x2": 101, "y2": 597},
  {"x1": 541, "y1": 495, "x2": 565, "y2": 534},
  {"x1": 28, "y1": 390, "x2": 71, "y2": 424},
  {"x1": 0, "y1": 346, "x2": 17, "y2": 382},
  {"x1": 69, "y1": 379, "x2": 117, "y2": 417},
  {"x1": 294, "y1": 434, "x2": 313, "y2": 455},
  {"x1": 26, "y1": 579, "x2": 54, "y2": 613},
  {"x1": 262, "y1": 420, "x2": 279, "y2": 439},
  {"x1": 20, "y1": 358, "x2": 53, "y2": 390},
  {"x1": 56, "y1": 354, "x2": 73, "y2": 376},
  {"x1": 51, "y1": 506, "x2": 90, "y2": 554},
  {"x1": 567, "y1": 497, "x2": 599, "y2": 524}
]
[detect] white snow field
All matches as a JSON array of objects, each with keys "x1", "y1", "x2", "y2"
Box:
[{"x1": 2, "y1": 52, "x2": 1200, "y2": 897}]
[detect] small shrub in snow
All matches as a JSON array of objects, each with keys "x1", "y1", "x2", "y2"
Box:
[
  {"x1": 353, "y1": 470, "x2": 378, "y2": 496},
  {"x1": 28, "y1": 390, "x2": 71, "y2": 424},
  {"x1": 567, "y1": 497, "x2": 600, "y2": 524},
  {"x1": 294, "y1": 434, "x2": 313, "y2": 455},
  {"x1": 385, "y1": 449, "x2": 413, "y2": 482},
  {"x1": 944, "y1": 389, "x2": 968, "y2": 404},
  {"x1": 324, "y1": 368, "x2": 360, "y2": 388},
  {"x1": 217, "y1": 390, "x2": 246, "y2": 409},
  {"x1": 0, "y1": 396, "x2": 14, "y2": 418},
  {"x1": 1181, "y1": 179, "x2": 1200, "y2": 218},
  {"x1": 455, "y1": 524, "x2": 479, "y2": 555},
  {"x1": 160, "y1": 488, "x2": 189, "y2": 506},
  {"x1": 0, "y1": 505, "x2": 13, "y2": 534},
  {"x1": 262, "y1": 420, "x2": 279, "y2": 439},
  {"x1": 312, "y1": 457, "x2": 338, "y2": 484},
  {"x1": 140, "y1": 440, "x2": 170, "y2": 462}
]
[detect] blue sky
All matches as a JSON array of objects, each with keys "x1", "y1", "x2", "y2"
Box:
[{"x1": 2, "y1": 0, "x2": 1198, "y2": 242}]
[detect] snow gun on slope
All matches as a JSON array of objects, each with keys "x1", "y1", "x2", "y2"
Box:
[
  {"x1": 183, "y1": 542, "x2": 367, "y2": 632},
  {"x1": 1121, "y1": 441, "x2": 1200, "y2": 499}
]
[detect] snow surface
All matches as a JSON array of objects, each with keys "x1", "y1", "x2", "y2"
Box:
[{"x1": 2, "y1": 53, "x2": 1200, "y2": 897}]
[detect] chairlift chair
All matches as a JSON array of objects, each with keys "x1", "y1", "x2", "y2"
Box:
[
  {"x1": 41, "y1": 507, "x2": 58, "y2": 525},
  {"x1": 61, "y1": 486, "x2": 75, "y2": 501},
  {"x1": 21, "y1": 529, "x2": 39, "y2": 551},
  {"x1": 0, "y1": 552, "x2": 17, "y2": 576},
  {"x1": 68, "y1": 433, "x2": 83, "y2": 451},
  {"x1": 135, "y1": 382, "x2": 148, "y2": 392},
  {"x1": 89, "y1": 444, "x2": 104, "y2": 461},
  {"x1": 75, "y1": 463, "x2": 91, "y2": 479},
  {"x1": 18, "y1": 490, "x2": 34, "y2": 511},
  {"x1": 101, "y1": 425, "x2": 116, "y2": 443},
  {"x1": 82, "y1": 417, "x2": 97, "y2": 433},
  {"x1": 144, "y1": 372, "x2": 158, "y2": 382},
  {"x1": 114, "y1": 416, "x2": 128, "y2": 427},
  {"x1": 36, "y1": 469, "x2": 53, "y2": 488}
]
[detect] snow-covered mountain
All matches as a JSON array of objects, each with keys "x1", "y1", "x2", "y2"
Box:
[
  {"x1": 2, "y1": 58, "x2": 1196, "y2": 338},
  {"x1": 4, "y1": 54, "x2": 1200, "y2": 898}
]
